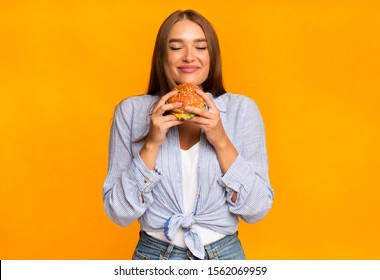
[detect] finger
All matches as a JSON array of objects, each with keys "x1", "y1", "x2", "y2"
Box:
[
  {"x1": 184, "y1": 105, "x2": 213, "y2": 118},
  {"x1": 155, "y1": 102, "x2": 182, "y2": 115},
  {"x1": 152, "y1": 90, "x2": 178, "y2": 113},
  {"x1": 161, "y1": 90, "x2": 179, "y2": 102},
  {"x1": 195, "y1": 89, "x2": 218, "y2": 112},
  {"x1": 152, "y1": 114, "x2": 181, "y2": 126},
  {"x1": 162, "y1": 114, "x2": 181, "y2": 122},
  {"x1": 187, "y1": 116, "x2": 208, "y2": 125},
  {"x1": 161, "y1": 119, "x2": 184, "y2": 128}
]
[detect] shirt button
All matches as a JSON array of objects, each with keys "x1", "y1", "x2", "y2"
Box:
[
  {"x1": 144, "y1": 178, "x2": 149, "y2": 184},
  {"x1": 227, "y1": 180, "x2": 232, "y2": 186}
]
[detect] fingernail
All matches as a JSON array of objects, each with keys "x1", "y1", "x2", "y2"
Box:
[{"x1": 195, "y1": 89, "x2": 202, "y2": 94}]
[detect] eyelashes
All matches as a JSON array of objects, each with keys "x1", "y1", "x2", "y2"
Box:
[{"x1": 169, "y1": 47, "x2": 208, "y2": 51}]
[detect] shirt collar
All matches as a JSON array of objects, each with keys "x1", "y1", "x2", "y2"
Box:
[{"x1": 211, "y1": 93, "x2": 228, "y2": 113}]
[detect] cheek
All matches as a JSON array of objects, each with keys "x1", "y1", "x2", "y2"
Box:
[
  {"x1": 202, "y1": 55, "x2": 210, "y2": 73},
  {"x1": 166, "y1": 51, "x2": 176, "y2": 64},
  {"x1": 202, "y1": 53, "x2": 210, "y2": 68},
  {"x1": 167, "y1": 56, "x2": 182, "y2": 74},
  {"x1": 166, "y1": 56, "x2": 175, "y2": 68}
]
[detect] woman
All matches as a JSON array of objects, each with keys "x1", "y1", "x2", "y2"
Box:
[{"x1": 103, "y1": 9, "x2": 274, "y2": 260}]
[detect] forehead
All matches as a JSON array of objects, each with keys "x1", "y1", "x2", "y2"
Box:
[{"x1": 168, "y1": 20, "x2": 206, "y2": 40}]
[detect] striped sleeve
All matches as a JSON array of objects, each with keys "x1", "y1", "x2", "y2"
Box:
[
  {"x1": 218, "y1": 97, "x2": 274, "y2": 223},
  {"x1": 102, "y1": 100, "x2": 162, "y2": 227}
]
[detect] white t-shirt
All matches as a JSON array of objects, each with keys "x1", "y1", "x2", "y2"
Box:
[{"x1": 147, "y1": 142, "x2": 226, "y2": 248}]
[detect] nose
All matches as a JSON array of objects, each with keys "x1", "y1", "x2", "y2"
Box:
[{"x1": 183, "y1": 48, "x2": 195, "y2": 62}]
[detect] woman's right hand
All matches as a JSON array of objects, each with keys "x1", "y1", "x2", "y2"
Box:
[
  {"x1": 146, "y1": 90, "x2": 183, "y2": 146},
  {"x1": 139, "y1": 90, "x2": 182, "y2": 170}
]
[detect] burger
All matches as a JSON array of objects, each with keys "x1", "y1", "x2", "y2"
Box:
[{"x1": 167, "y1": 83, "x2": 207, "y2": 120}]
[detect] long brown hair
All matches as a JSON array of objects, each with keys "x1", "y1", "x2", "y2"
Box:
[{"x1": 147, "y1": 10, "x2": 226, "y2": 97}]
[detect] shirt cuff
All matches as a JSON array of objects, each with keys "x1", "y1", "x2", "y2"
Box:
[
  {"x1": 217, "y1": 154, "x2": 254, "y2": 200},
  {"x1": 132, "y1": 153, "x2": 162, "y2": 193}
]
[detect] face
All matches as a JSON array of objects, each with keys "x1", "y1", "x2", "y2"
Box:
[{"x1": 166, "y1": 20, "x2": 210, "y2": 87}]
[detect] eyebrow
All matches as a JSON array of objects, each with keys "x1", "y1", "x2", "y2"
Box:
[{"x1": 168, "y1": 38, "x2": 207, "y2": 43}]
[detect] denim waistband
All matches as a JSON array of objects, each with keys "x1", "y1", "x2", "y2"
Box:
[{"x1": 138, "y1": 230, "x2": 243, "y2": 260}]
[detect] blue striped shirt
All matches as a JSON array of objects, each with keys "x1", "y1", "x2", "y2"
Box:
[{"x1": 103, "y1": 92, "x2": 274, "y2": 259}]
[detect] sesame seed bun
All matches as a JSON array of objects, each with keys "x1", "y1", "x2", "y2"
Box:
[{"x1": 167, "y1": 83, "x2": 206, "y2": 120}]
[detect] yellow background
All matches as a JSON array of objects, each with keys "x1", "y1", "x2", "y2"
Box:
[{"x1": 1, "y1": 0, "x2": 379, "y2": 259}]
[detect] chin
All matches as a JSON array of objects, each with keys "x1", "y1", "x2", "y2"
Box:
[{"x1": 174, "y1": 76, "x2": 207, "y2": 87}]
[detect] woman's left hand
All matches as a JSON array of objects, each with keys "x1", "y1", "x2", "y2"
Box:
[
  {"x1": 188, "y1": 89, "x2": 238, "y2": 198},
  {"x1": 186, "y1": 89, "x2": 228, "y2": 149}
]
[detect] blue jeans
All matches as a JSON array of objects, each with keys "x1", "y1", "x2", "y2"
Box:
[{"x1": 132, "y1": 231, "x2": 246, "y2": 260}]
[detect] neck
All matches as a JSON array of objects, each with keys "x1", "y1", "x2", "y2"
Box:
[{"x1": 178, "y1": 121, "x2": 201, "y2": 150}]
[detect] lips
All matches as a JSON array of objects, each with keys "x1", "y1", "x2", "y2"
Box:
[{"x1": 178, "y1": 65, "x2": 200, "y2": 73}]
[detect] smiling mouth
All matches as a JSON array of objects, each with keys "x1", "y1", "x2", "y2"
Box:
[{"x1": 178, "y1": 66, "x2": 200, "y2": 73}]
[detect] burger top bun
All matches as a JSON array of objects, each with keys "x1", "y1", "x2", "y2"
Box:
[{"x1": 167, "y1": 83, "x2": 206, "y2": 120}]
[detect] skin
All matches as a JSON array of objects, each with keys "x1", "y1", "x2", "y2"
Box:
[
  {"x1": 166, "y1": 20, "x2": 210, "y2": 87},
  {"x1": 139, "y1": 20, "x2": 238, "y2": 203}
]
